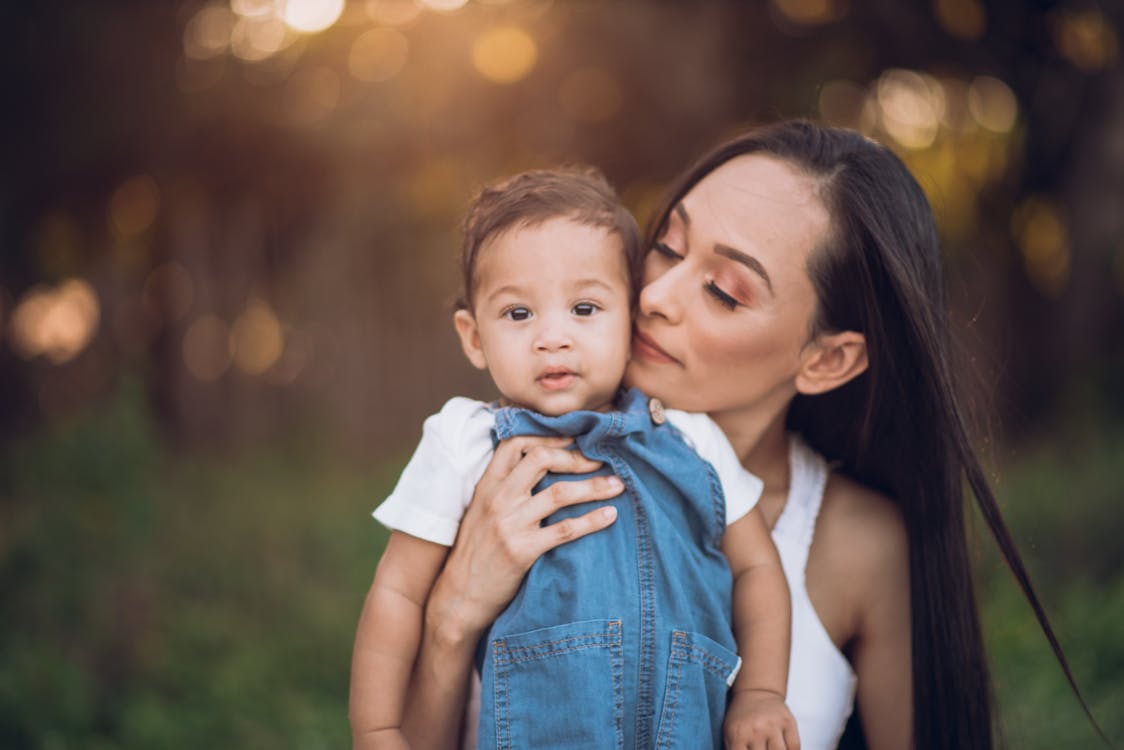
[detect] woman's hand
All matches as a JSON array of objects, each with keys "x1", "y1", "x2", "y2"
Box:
[{"x1": 425, "y1": 434, "x2": 623, "y2": 644}]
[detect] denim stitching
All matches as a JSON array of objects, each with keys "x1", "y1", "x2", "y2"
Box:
[
  {"x1": 494, "y1": 638, "x2": 622, "y2": 665},
  {"x1": 611, "y1": 620, "x2": 625, "y2": 750},
  {"x1": 494, "y1": 645, "x2": 509, "y2": 750},
  {"x1": 493, "y1": 622, "x2": 624, "y2": 748},
  {"x1": 610, "y1": 452, "x2": 655, "y2": 748},
  {"x1": 654, "y1": 637, "x2": 684, "y2": 749},
  {"x1": 705, "y1": 462, "x2": 725, "y2": 545}
]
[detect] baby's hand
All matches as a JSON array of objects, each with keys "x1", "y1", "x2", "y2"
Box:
[{"x1": 724, "y1": 689, "x2": 800, "y2": 750}]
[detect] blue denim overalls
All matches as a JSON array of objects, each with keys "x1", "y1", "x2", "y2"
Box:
[{"x1": 476, "y1": 388, "x2": 740, "y2": 749}]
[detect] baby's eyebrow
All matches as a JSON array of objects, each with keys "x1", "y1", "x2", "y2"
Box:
[
  {"x1": 483, "y1": 284, "x2": 524, "y2": 304},
  {"x1": 571, "y1": 278, "x2": 617, "y2": 293}
]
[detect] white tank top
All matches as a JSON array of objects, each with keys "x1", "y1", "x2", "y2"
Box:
[
  {"x1": 461, "y1": 435, "x2": 856, "y2": 750},
  {"x1": 772, "y1": 435, "x2": 857, "y2": 749}
]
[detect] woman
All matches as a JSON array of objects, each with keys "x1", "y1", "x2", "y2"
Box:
[{"x1": 399, "y1": 121, "x2": 1086, "y2": 749}]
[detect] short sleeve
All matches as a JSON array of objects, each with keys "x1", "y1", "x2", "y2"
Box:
[
  {"x1": 372, "y1": 397, "x2": 495, "y2": 546},
  {"x1": 664, "y1": 409, "x2": 764, "y2": 525}
]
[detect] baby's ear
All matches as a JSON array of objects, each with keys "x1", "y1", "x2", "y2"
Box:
[
  {"x1": 794, "y1": 330, "x2": 868, "y2": 395},
  {"x1": 453, "y1": 309, "x2": 488, "y2": 370}
]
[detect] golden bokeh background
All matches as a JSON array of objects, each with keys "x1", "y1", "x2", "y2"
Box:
[{"x1": 1, "y1": 1, "x2": 1122, "y2": 746}]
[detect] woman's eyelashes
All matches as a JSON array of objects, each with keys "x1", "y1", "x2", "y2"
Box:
[
  {"x1": 704, "y1": 280, "x2": 740, "y2": 310},
  {"x1": 653, "y1": 241, "x2": 683, "y2": 260}
]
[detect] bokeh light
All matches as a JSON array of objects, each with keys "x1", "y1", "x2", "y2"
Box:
[
  {"x1": 109, "y1": 175, "x2": 161, "y2": 237},
  {"x1": 231, "y1": 299, "x2": 284, "y2": 375},
  {"x1": 874, "y1": 69, "x2": 946, "y2": 150},
  {"x1": 365, "y1": 0, "x2": 423, "y2": 26},
  {"x1": 9, "y1": 279, "x2": 100, "y2": 364},
  {"x1": 280, "y1": 0, "x2": 344, "y2": 33},
  {"x1": 770, "y1": 0, "x2": 844, "y2": 27},
  {"x1": 182, "y1": 314, "x2": 232, "y2": 381},
  {"x1": 231, "y1": 0, "x2": 278, "y2": 17},
  {"x1": 184, "y1": 4, "x2": 235, "y2": 59},
  {"x1": 968, "y1": 76, "x2": 1017, "y2": 134},
  {"x1": 1054, "y1": 11, "x2": 1119, "y2": 71},
  {"x1": 348, "y1": 27, "x2": 409, "y2": 82},
  {"x1": 472, "y1": 26, "x2": 537, "y2": 84},
  {"x1": 1013, "y1": 196, "x2": 1070, "y2": 298},
  {"x1": 420, "y1": 0, "x2": 470, "y2": 12},
  {"x1": 558, "y1": 68, "x2": 623, "y2": 124},
  {"x1": 231, "y1": 13, "x2": 291, "y2": 61},
  {"x1": 933, "y1": 0, "x2": 985, "y2": 41}
]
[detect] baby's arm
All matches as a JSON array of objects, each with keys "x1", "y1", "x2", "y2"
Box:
[
  {"x1": 349, "y1": 531, "x2": 449, "y2": 750},
  {"x1": 721, "y1": 507, "x2": 800, "y2": 750}
]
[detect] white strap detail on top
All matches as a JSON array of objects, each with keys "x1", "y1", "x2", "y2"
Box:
[{"x1": 773, "y1": 435, "x2": 829, "y2": 579}]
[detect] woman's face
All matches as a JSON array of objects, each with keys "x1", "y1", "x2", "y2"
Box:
[{"x1": 626, "y1": 154, "x2": 831, "y2": 423}]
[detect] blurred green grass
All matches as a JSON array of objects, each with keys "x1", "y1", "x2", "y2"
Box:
[{"x1": 0, "y1": 386, "x2": 1120, "y2": 748}]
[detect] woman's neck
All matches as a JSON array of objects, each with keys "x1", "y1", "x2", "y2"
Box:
[{"x1": 710, "y1": 403, "x2": 792, "y2": 493}]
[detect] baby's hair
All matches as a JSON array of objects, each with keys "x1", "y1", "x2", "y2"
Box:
[{"x1": 457, "y1": 165, "x2": 643, "y2": 310}]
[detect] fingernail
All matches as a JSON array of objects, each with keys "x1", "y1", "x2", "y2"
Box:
[
  {"x1": 607, "y1": 477, "x2": 623, "y2": 489},
  {"x1": 601, "y1": 506, "x2": 617, "y2": 519}
]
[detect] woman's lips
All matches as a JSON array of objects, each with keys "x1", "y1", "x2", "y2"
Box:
[{"x1": 632, "y1": 329, "x2": 679, "y2": 365}]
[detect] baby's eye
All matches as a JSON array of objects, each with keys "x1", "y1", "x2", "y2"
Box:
[
  {"x1": 572, "y1": 302, "x2": 599, "y2": 317},
  {"x1": 504, "y1": 306, "x2": 532, "y2": 321}
]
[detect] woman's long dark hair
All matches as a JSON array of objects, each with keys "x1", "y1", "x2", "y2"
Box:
[{"x1": 647, "y1": 120, "x2": 1105, "y2": 748}]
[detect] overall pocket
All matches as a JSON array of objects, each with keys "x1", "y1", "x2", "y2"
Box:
[
  {"x1": 488, "y1": 619, "x2": 624, "y2": 750},
  {"x1": 653, "y1": 629, "x2": 741, "y2": 750}
]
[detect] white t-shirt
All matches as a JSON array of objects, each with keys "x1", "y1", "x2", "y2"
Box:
[{"x1": 373, "y1": 396, "x2": 762, "y2": 544}]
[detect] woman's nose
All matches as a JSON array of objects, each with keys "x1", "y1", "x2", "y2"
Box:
[{"x1": 638, "y1": 261, "x2": 683, "y2": 323}]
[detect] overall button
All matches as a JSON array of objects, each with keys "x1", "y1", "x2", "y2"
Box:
[{"x1": 648, "y1": 397, "x2": 666, "y2": 425}]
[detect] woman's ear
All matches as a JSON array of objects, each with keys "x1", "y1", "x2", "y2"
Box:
[
  {"x1": 795, "y1": 330, "x2": 868, "y2": 395},
  {"x1": 453, "y1": 309, "x2": 488, "y2": 370}
]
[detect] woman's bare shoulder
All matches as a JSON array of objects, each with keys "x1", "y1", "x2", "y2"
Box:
[
  {"x1": 816, "y1": 473, "x2": 908, "y2": 587},
  {"x1": 808, "y1": 472, "x2": 910, "y2": 645}
]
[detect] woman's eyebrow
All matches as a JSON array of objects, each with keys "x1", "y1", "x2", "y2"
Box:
[
  {"x1": 675, "y1": 201, "x2": 773, "y2": 295},
  {"x1": 714, "y1": 243, "x2": 774, "y2": 296}
]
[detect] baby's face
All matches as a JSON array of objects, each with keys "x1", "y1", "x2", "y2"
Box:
[{"x1": 454, "y1": 216, "x2": 632, "y2": 415}]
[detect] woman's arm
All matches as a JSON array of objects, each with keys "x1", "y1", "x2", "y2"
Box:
[
  {"x1": 823, "y1": 481, "x2": 912, "y2": 750},
  {"x1": 400, "y1": 435, "x2": 624, "y2": 750}
]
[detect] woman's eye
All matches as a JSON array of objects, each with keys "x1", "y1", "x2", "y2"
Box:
[
  {"x1": 572, "y1": 302, "x2": 599, "y2": 317},
  {"x1": 652, "y1": 241, "x2": 683, "y2": 260},
  {"x1": 704, "y1": 280, "x2": 740, "y2": 311},
  {"x1": 504, "y1": 306, "x2": 532, "y2": 321}
]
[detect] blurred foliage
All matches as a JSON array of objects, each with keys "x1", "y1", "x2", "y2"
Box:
[
  {"x1": 0, "y1": 384, "x2": 395, "y2": 748},
  {"x1": 973, "y1": 428, "x2": 1124, "y2": 747},
  {"x1": 0, "y1": 385, "x2": 1120, "y2": 747}
]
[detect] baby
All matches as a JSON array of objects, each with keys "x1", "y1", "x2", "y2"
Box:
[{"x1": 350, "y1": 167, "x2": 796, "y2": 749}]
